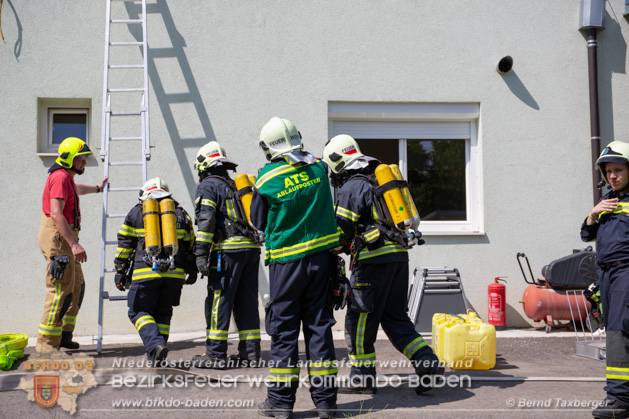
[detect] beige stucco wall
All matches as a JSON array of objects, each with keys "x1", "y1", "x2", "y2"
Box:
[{"x1": 1, "y1": 0, "x2": 628, "y2": 340}]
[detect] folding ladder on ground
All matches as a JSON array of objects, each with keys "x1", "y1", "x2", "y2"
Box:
[
  {"x1": 96, "y1": 0, "x2": 151, "y2": 354},
  {"x1": 408, "y1": 267, "x2": 471, "y2": 334}
]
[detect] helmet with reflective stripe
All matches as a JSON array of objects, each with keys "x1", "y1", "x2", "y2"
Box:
[
  {"x1": 195, "y1": 141, "x2": 237, "y2": 172},
  {"x1": 140, "y1": 177, "x2": 173, "y2": 200},
  {"x1": 56, "y1": 137, "x2": 92, "y2": 169},
  {"x1": 323, "y1": 134, "x2": 378, "y2": 174},
  {"x1": 259, "y1": 117, "x2": 302, "y2": 161},
  {"x1": 596, "y1": 141, "x2": 629, "y2": 183}
]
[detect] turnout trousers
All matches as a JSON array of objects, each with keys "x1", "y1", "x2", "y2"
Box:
[
  {"x1": 36, "y1": 214, "x2": 85, "y2": 350},
  {"x1": 266, "y1": 251, "x2": 337, "y2": 410},
  {"x1": 127, "y1": 277, "x2": 183, "y2": 360},
  {"x1": 599, "y1": 264, "x2": 629, "y2": 404},
  {"x1": 205, "y1": 250, "x2": 261, "y2": 360},
  {"x1": 345, "y1": 261, "x2": 433, "y2": 381}
]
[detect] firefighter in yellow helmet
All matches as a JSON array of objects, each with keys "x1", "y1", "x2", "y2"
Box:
[
  {"x1": 114, "y1": 178, "x2": 197, "y2": 363},
  {"x1": 37, "y1": 137, "x2": 108, "y2": 352},
  {"x1": 582, "y1": 141, "x2": 629, "y2": 418},
  {"x1": 322, "y1": 134, "x2": 443, "y2": 396}
]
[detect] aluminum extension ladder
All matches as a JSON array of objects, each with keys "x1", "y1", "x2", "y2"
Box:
[{"x1": 96, "y1": 0, "x2": 151, "y2": 354}]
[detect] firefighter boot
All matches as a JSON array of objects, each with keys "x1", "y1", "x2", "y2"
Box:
[
  {"x1": 151, "y1": 344, "x2": 168, "y2": 365},
  {"x1": 413, "y1": 353, "x2": 445, "y2": 395},
  {"x1": 257, "y1": 399, "x2": 294, "y2": 419},
  {"x1": 60, "y1": 331, "x2": 80, "y2": 350},
  {"x1": 592, "y1": 398, "x2": 629, "y2": 419},
  {"x1": 191, "y1": 353, "x2": 226, "y2": 369}
]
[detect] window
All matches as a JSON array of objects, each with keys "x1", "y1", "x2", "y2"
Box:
[
  {"x1": 328, "y1": 103, "x2": 482, "y2": 235},
  {"x1": 38, "y1": 99, "x2": 91, "y2": 155}
]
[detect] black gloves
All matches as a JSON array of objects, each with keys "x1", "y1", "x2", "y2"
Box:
[
  {"x1": 328, "y1": 254, "x2": 352, "y2": 310},
  {"x1": 196, "y1": 256, "x2": 210, "y2": 277},
  {"x1": 49, "y1": 255, "x2": 70, "y2": 280},
  {"x1": 185, "y1": 254, "x2": 198, "y2": 285}
]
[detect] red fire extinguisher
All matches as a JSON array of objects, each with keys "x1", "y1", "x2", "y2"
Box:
[{"x1": 488, "y1": 276, "x2": 507, "y2": 329}]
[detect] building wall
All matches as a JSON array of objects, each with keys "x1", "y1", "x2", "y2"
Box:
[{"x1": 1, "y1": 0, "x2": 627, "y2": 338}]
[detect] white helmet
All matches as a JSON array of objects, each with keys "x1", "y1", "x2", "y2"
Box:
[
  {"x1": 259, "y1": 117, "x2": 303, "y2": 161},
  {"x1": 140, "y1": 177, "x2": 173, "y2": 200},
  {"x1": 596, "y1": 141, "x2": 629, "y2": 183},
  {"x1": 195, "y1": 141, "x2": 237, "y2": 172},
  {"x1": 323, "y1": 134, "x2": 378, "y2": 174}
]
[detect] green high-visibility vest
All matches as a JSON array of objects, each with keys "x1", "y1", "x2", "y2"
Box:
[{"x1": 255, "y1": 159, "x2": 340, "y2": 264}]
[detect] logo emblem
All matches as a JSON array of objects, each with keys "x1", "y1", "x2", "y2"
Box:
[{"x1": 34, "y1": 375, "x2": 60, "y2": 408}]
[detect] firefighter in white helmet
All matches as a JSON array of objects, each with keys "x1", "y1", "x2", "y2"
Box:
[
  {"x1": 583, "y1": 141, "x2": 629, "y2": 418},
  {"x1": 36, "y1": 137, "x2": 108, "y2": 352},
  {"x1": 190, "y1": 141, "x2": 262, "y2": 369},
  {"x1": 114, "y1": 178, "x2": 196, "y2": 363},
  {"x1": 251, "y1": 117, "x2": 340, "y2": 419},
  {"x1": 322, "y1": 134, "x2": 443, "y2": 396}
]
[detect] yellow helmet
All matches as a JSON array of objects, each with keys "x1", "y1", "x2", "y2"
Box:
[
  {"x1": 259, "y1": 117, "x2": 302, "y2": 161},
  {"x1": 323, "y1": 134, "x2": 378, "y2": 174},
  {"x1": 195, "y1": 141, "x2": 237, "y2": 172},
  {"x1": 56, "y1": 137, "x2": 92, "y2": 169},
  {"x1": 596, "y1": 141, "x2": 629, "y2": 183}
]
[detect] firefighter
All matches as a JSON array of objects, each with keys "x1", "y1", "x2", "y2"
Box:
[
  {"x1": 114, "y1": 178, "x2": 197, "y2": 363},
  {"x1": 252, "y1": 117, "x2": 340, "y2": 419},
  {"x1": 37, "y1": 137, "x2": 108, "y2": 352},
  {"x1": 322, "y1": 134, "x2": 443, "y2": 395},
  {"x1": 582, "y1": 141, "x2": 629, "y2": 418},
  {"x1": 190, "y1": 141, "x2": 262, "y2": 369}
]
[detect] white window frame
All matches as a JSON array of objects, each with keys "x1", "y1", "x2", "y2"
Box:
[
  {"x1": 37, "y1": 98, "x2": 91, "y2": 156},
  {"x1": 328, "y1": 102, "x2": 483, "y2": 235}
]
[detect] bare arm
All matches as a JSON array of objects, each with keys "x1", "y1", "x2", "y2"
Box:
[
  {"x1": 586, "y1": 198, "x2": 619, "y2": 226},
  {"x1": 76, "y1": 177, "x2": 108, "y2": 195},
  {"x1": 50, "y1": 198, "x2": 87, "y2": 263}
]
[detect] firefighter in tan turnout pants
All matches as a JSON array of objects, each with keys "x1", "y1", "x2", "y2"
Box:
[{"x1": 37, "y1": 137, "x2": 108, "y2": 352}]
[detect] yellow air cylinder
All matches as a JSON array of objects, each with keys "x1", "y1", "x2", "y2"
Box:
[
  {"x1": 143, "y1": 198, "x2": 161, "y2": 260},
  {"x1": 159, "y1": 198, "x2": 178, "y2": 260},
  {"x1": 235, "y1": 173, "x2": 254, "y2": 224},
  {"x1": 374, "y1": 164, "x2": 412, "y2": 230},
  {"x1": 248, "y1": 174, "x2": 257, "y2": 187},
  {"x1": 389, "y1": 164, "x2": 420, "y2": 230}
]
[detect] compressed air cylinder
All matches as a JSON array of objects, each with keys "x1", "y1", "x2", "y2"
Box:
[
  {"x1": 235, "y1": 174, "x2": 254, "y2": 224},
  {"x1": 159, "y1": 198, "x2": 178, "y2": 269},
  {"x1": 389, "y1": 164, "x2": 420, "y2": 230},
  {"x1": 248, "y1": 174, "x2": 257, "y2": 187},
  {"x1": 142, "y1": 198, "x2": 161, "y2": 270},
  {"x1": 374, "y1": 164, "x2": 412, "y2": 230}
]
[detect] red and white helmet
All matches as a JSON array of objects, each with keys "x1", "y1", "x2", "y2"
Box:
[
  {"x1": 140, "y1": 177, "x2": 173, "y2": 200},
  {"x1": 323, "y1": 134, "x2": 378, "y2": 174},
  {"x1": 195, "y1": 141, "x2": 237, "y2": 172}
]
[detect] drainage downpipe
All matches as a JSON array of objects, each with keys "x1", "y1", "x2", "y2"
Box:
[{"x1": 587, "y1": 29, "x2": 602, "y2": 204}]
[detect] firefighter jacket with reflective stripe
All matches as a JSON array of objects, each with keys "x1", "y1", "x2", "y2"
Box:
[
  {"x1": 335, "y1": 173, "x2": 407, "y2": 264},
  {"x1": 251, "y1": 158, "x2": 340, "y2": 265},
  {"x1": 115, "y1": 201, "x2": 195, "y2": 283},
  {"x1": 581, "y1": 190, "x2": 629, "y2": 264},
  {"x1": 194, "y1": 172, "x2": 260, "y2": 257}
]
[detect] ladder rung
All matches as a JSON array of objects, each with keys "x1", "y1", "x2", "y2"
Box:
[
  {"x1": 108, "y1": 88, "x2": 145, "y2": 92},
  {"x1": 106, "y1": 213, "x2": 128, "y2": 218},
  {"x1": 111, "y1": 112, "x2": 142, "y2": 116},
  {"x1": 105, "y1": 241, "x2": 118, "y2": 246},
  {"x1": 109, "y1": 162, "x2": 143, "y2": 166},
  {"x1": 425, "y1": 281, "x2": 461, "y2": 287},
  {"x1": 108, "y1": 296, "x2": 128, "y2": 301},
  {"x1": 111, "y1": 19, "x2": 143, "y2": 24},
  {"x1": 110, "y1": 137, "x2": 142, "y2": 141},
  {"x1": 423, "y1": 289, "x2": 462, "y2": 294},
  {"x1": 104, "y1": 269, "x2": 117, "y2": 273},
  {"x1": 110, "y1": 42, "x2": 144, "y2": 46},
  {"x1": 109, "y1": 64, "x2": 145, "y2": 69},
  {"x1": 108, "y1": 187, "x2": 143, "y2": 191}
]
